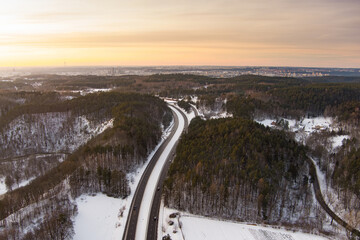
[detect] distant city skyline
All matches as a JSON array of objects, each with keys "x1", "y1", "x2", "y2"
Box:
[{"x1": 1, "y1": 0, "x2": 359, "y2": 67}]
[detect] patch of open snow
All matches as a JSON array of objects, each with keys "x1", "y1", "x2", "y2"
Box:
[
  {"x1": 209, "y1": 111, "x2": 233, "y2": 119},
  {"x1": 60, "y1": 95, "x2": 76, "y2": 101},
  {"x1": 190, "y1": 95, "x2": 198, "y2": 104},
  {"x1": 135, "y1": 105, "x2": 185, "y2": 240},
  {"x1": 73, "y1": 117, "x2": 175, "y2": 240},
  {"x1": 160, "y1": 207, "x2": 330, "y2": 240},
  {"x1": 0, "y1": 177, "x2": 7, "y2": 195},
  {"x1": 18, "y1": 177, "x2": 36, "y2": 188},
  {"x1": 79, "y1": 88, "x2": 113, "y2": 96},
  {"x1": 255, "y1": 116, "x2": 339, "y2": 145},
  {"x1": 330, "y1": 135, "x2": 349, "y2": 149},
  {"x1": 256, "y1": 119, "x2": 276, "y2": 128},
  {"x1": 300, "y1": 117, "x2": 333, "y2": 133},
  {"x1": 73, "y1": 193, "x2": 125, "y2": 240}
]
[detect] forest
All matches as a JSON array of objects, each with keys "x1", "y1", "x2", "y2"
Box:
[
  {"x1": 164, "y1": 117, "x2": 323, "y2": 230},
  {"x1": 0, "y1": 92, "x2": 172, "y2": 239}
]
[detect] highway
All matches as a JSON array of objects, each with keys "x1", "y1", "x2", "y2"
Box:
[
  {"x1": 123, "y1": 104, "x2": 190, "y2": 240},
  {"x1": 146, "y1": 105, "x2": 189, "y2": 240}
]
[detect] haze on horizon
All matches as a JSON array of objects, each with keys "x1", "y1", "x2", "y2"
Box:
[{"x1": 0, "y1": 0, "x2": 359, "y2": 68}]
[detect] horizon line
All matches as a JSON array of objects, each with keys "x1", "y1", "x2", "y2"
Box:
[{"x1": 0, "y1": 65, "x2": 359, "y2": 70}]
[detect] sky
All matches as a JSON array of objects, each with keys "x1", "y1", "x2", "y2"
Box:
[{"x1": 0, "y1": 0, "x2": 359, "y2": 67}]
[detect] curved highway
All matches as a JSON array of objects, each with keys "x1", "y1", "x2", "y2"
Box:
[
  {"x1": 123, "y1": 104, "x2": 188, "y2": 240},
  {"x1": 146, "y1": 105, "x2": 189, "y2": 240},
  {"x1": 122, "y1": 107, "x2": 179, "y2": 240}
]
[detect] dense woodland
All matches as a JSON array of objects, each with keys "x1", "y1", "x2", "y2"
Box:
[
  {"x1": 164, "y1": 117, "x2": 324, "y2": 230},
  {"x1": 333, "y1": 139, "x2": 360, "y2": 201}
]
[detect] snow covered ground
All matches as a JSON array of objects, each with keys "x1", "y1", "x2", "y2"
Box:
[
  {"x1": 73, "y1": 117, "x2": 175, "y2": 240},
  {"x1": 73, "y1": 193, "x2": 125, "y2": 240},
  {"x1": 188, "y1": 95, "x2": 232, "y2": 120},
  {"x1": 160, "y1": 208, "x2": 330, "y2": 240},
  {"x1": 255, "y1": 116, "x2": 344, "y2": 145},
  {"x1": 71, "y1": 88, "x2": 114, "y2": 96},
  {"x1": 181, "y1": 104, "x2": 196, "y2": 123},
  {"x1": 0, "y1": 177, "x2": 6, "y2": 195},
  {"x1": 0, "y1": 176, "x2": 37, "y2": 195},
  {"x1": 329, "y1": 135, "x2": 349, "y2": 149},
  {"x1": 135, "y1": 105, "x2": 186, "y2": 240}
]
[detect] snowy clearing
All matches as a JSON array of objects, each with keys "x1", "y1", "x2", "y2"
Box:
[
  {"x1": 255, "y1": 116, "x2": 341, "y2": 145},
  {"x1": 73, "y1": 118, "x2": 175, "y2": 240},
  {"x1": 70, "y1": 88, "x2": 114, "y2": 96},
  {"x1": 330, "y1": 135, "x2": 349, "y2": 149},
  {"x1": 160, "y1": 208, "x2": 330, "y2": 240},
  {"x1": 135, "y1": 105, "x2": 185, "y2": 240},
  {"x1": 73, "y1": 193, "x2": 125, "y2": 240}
]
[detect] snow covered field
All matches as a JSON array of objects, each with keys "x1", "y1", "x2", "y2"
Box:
[
  {"x1": 73, "y1": 116, "x2": 175, "y2": 240},
  {"x1": 160, "y1": 208, "x2": 330, "y2": 240},
  {"x1": 73, "y1": 193, "x2": 125, "y2": 240},
  {"x1": 255, "y1": 116, "x2": 346, "y2": 147}
]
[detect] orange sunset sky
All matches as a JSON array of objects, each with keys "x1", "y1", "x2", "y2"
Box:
[{"x1": 0, "y1": 0, "x2": 359, "y2": 67}]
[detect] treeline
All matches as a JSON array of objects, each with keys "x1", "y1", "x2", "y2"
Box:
[
  {"x1": 326, "y1": 101, "x2": 360, "y2": 125},
  {"x1": 222, "y1": 83, "x2": 360, "y2": 120},
  {"x1": 0, "y1": 91, "x2": 62, "y2": 119},
  {"x1": 333, "y1": 139, "x2": 360, "y2": 200},
  {"x1": 305, "y1": 76, "x2": 360, "y2": 83},
  {"x1": 224, "y1": 75, "x2": 307, "y2": 91},
  {"x1": 271, "y1": 84, "x2": 360, "y2": 116},
  {"x1": 16, "y1": 74, "x2": 136, "y2": 90},
  {"x1": 0, "y1": 92, "x2": 172, "y2": 239},
  {"x1": 0, "y1": 92, "x2": 169, "y2": 131},
  {"x1": 164, "y1": 117, "x2": 320, "y2": 228},
  {"x1": 145, "y1": 74, "x2": 213, "y2": 84},
  {"x1": 226, "y1": 95, "x2": 268, "y2": 119}
]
